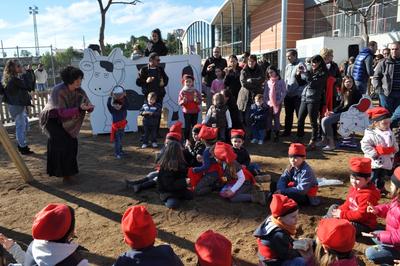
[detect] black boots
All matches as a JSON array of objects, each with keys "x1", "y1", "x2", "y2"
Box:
[{"x1": 18, "y1": 145, "x2": 33, "y2": 155}]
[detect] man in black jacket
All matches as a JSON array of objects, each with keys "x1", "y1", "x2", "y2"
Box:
[{"x1": 201, "y1": 47, "x2": 227, "y2": 109}]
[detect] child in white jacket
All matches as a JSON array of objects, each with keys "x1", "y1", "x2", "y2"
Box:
[{"x1": 361, "y1": 107, "x2": 399, "y2": 194}]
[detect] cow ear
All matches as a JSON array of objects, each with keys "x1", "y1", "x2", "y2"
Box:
[
  {"x1": 108, "y1": 48, "x2": 125, "y2": 70},
  {"x1": 80, "y1": 48, "x2": 96, "y2": 71}
]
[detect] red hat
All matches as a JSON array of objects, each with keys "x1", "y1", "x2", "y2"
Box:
[
  {"x1": 317, "y1": 218, "x2": 355, "y2": 253},
  {"x1": 288, "y1": 143, "x2": 306, "y2": 157},
  {"x1": 270, "y1": 194, "x2": 298, "y2": 218},
  {"x1": 213, "y1": 142, "x2": 237, "y2": 163},
  {"x1": 121, "y1": 205, "x2": 157, "y2": 249},
  {"x1": 195, "y1": 230, "x2": 232, "y2": 266},
  {"x1": 230, "y1": 129, "x2": 245, "y2": 139},
  {"x1": 192, "y1": 124, "x2": 203, "y2": 134},
  {"x1": 166, "y1": 121, "x2": 183, "y2": 141},
  {"x1": 198, "y1": 126, "x2": 218, "y2": 141},
  {"x1": 366, "y1": 107, "x2": 390, "y2": 121},
  {"x1": 32, "y1": 204, "x2": 72, "y2": 241},
  {"x1": 349, "y1": 157, "x2": 371, "y2": 178},
  {"x1": 166, "y1": 132, "x2": 182, "y2": 142},
  {"x1": 391, "y1": 167, "x2": 400, "y2": 188}
]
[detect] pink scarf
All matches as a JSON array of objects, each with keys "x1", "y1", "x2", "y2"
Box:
[{"x1": 268, "y1": 76, "x2": 280, "y2": 114}]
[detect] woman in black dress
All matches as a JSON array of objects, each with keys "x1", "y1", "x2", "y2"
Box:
[{"x1": 40, "y1": 66, "x2": 94, "y2": 182}]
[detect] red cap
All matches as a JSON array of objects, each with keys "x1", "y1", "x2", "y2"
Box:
[
  {"x1": 317, "y1": 218, "x2": 355, "y2": 253},
  {"x1": 32, "y1": 204, "x2": 72, "y2": 241},
  {"x1": 288, "y1": 143, "x2": 306, "y2": 157},
  {"x1": 391, "y1": 167, "x2": 400, "y2": 188},
  {"x1": 166, "y1": 121, "x2": 182, "y2": 141},
  {"x1": 198, "y1": 126, "x2": 218, "y2": 141},
  {"x1": 121, "y1": 206, "x2": 157, "y2": 249},
  {"x1": 366, "y1": 107, "x2": 390, "y2": 121},
  {"x1": 349, "y1": 157, "x2": 371, "y2": 177},
  {"x1": 270, "y1": 194, "x2": 298, "y2": 218},
  {"x1": 213, "y1": 142, "x2": 237, "y2": 163},
  {"x1": 192, "y1": 124, "x2": 203, "y2": 134},
  {"x1": 230, "y1": 129, "x2": 245, "y2": 139},
  {"x1": 195, "y1": 230, "x2": 232, "y2": 266},
  {"x1": 166, "y1": 132, "x2": 182, "y2": 142}
]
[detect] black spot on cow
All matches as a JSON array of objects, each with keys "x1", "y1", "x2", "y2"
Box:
[
  {"x1": 125, "y1": 90, "x2": 145, "y2": 110},
  {"x1": 100, "y1": 61, "x2": 114, "y2": 72}
]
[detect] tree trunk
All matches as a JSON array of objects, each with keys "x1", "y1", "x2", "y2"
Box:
[{"x1": 99, "y1": 11, "x2": 106, "y2": 55}]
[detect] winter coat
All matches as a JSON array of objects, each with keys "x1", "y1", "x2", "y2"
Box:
[
  {"x1": 253, "y1": 216, "x2": 301, "y2": 263},
  {"x1": 2, "y1": 77, "x2": 31, "y2": 106},
  {"x1": 233, "y1": 147, "x2": 250, "y2": 167},
  {"x1": 114, "y1": 245, "x2": 184, "y2": 266},
  {"x1": 374, "y1": 197, "x2": 400, "y2": 248},
  {"x1": 178, "y1": 87, "x2": 201, "y2": 114},
  {"x1": 285, "y1": 60, "x2": 304, "y2": 97},
  {"x1": 353, "y1": 47, "x2": 375, "y2": 82},
  {"x1": 136, "y1": 65, "x2": 169, "y2": 99},
  {"x1": 201, "y1": 56, "x2": 227, "y2": 87},
  {"x1": 373, "y1": 57, "x2": 400, "y2": 96},
  {"x1": 277, "y1": 162, "x2": 318, "y2": 196},
  {"x1": 34, "y1": 69, "x2": 48, "y2": 84},
  {"x1": 333, "y1": 88, "x2": 362, "y2": 113},
  {"x1": 22, "y1": 69, "x2": 36, "y2": 91},
  {"x1": 263, "y1": 79, "x2": 287, "y2": 113},
  {"x1": 192, "y1": 147, "x2": 218, "y2": 174},
  {"x1": 225, "y1": 96, "x2": 243, "y2": 129},
  {"x1": 140, "y1": 102, "x2": 161, "y2": 127},
  {"x1": 184, "y1": 141, "x2": 206, "y2": 167},
  {"x1": 338, "y1": 183, "x2": 381, "y2": 229},
  {"x1": 237, "y1": 64, "x2": 265, "y2": 111},
  {"x1": 24, "y1": 240, "x2": 89, "y2": 266},
  {"x1": 107, "y1": 97, "x2": 128, "y2": 123},
  {"x1": 203, "y1": 104, "x2": 232, "y2": 128},
  {"x1": 144, "y1": 41, "x2": 168, "y2": 57},
  {"x1": 157, "y1": 167, "x2": 189, "y2": 202},
  {"x1": 296, "y1": 70, "x2": 327, "y2": 104},
  {"x1": 249, "y1": 103, "x2": 268, "y2": 130},
  {"x1": 361, "y1": 128, "x2": 399, "y2": 170},
  {"x1": 224, "y1": 66, "x2": 242, "y2": 100}
]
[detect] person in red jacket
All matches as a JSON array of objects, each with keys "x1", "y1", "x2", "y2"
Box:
[{"x1": 326, "y1": 157, "x2": 380, "y2": 236}]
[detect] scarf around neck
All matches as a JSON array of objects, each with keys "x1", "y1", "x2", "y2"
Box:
[{"x1": 271, "y1": 216, "x2": 297, "y2": 236}]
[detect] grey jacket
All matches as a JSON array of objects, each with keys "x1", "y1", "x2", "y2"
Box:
[
  {"x1": 372, "y1": 57, "x2": 399, "y2": 96},
  {"x1": 237, "y1": 64, "x2": 265, "y2": 111},
  {"x1": 285, "y1": 60, "x2": 304, "y2": 97}
]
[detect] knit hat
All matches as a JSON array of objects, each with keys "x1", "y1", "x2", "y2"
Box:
[
  {"x1": 366, "y1": 107, "x2": 391, "y2": 122},
  {"x1": 198, "y1": 126, "x2": 218, "y2": 141},
  {"x1": 195, "y1": 230, "x2": 232, "y2": 266},
  {"x1": 121, "y1": 206, "x2": 157, "y2": 249},
  {"x1": 166, "y1": 121, "x2": 183, "y2": 141},
  {"x1": 32, "y1": 204, "x2": 72, "y2": 241},
  {"x1": 230, "y1": 129, "x2": 245, "y2": 139},
  {"x1": 213, "y1": 142, "x2": 237, "y2": 164},
  {"x1": 270, "y1": 194, "x2": 298, "y2": 218},
  {"x1": 288, "y1": 143, "x2": 306, "y2": 157},
  {"x1": 317, "y1": 218, "x2": 355, "y2": 253},
  {"x1": 391, "y1": 167, "x2": 400, "y2": 188},
  {"x1": 349, "y1": 157, "x2": 371, "y2": 178},
  {"x1": 192, "y1": 124, "x2": 203, "y2": 134}
]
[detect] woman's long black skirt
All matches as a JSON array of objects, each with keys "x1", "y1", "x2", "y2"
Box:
[{"x1": 46, "y1": 118, "x2": 78, "y2": 177}]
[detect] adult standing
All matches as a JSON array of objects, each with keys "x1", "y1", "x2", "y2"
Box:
[
  {"x1": 224, "y1": 54, "x2": 242, "y2": 100},
  {"x1": 201, "y1": 47, "x2": 227, "y2": 109},
  {"x1": 353, "y1": 41, "x2": 378, "y2": 95},
  {"x1": 237, "y1": 54, "x2": 265, "y2": 126},
  {"x1": 382, "y1": 47, "x2": 390, "y2": 59},
  {"x1": 34, "y1": 63, "x2": 48, "y2": 92},
  {"x1": 144, "y1": 28, "x2": 168, "y2": 57},
  {"x1": 23, "y1": 65, "x2": 36, "y2": 91},
  {"x1": 39, "y1": 66, "x2": 94, "y2": 182},
  {"x1": 1, "y1": 59, "x2": 33, "y2": 154},
  {"x1": 282, "y1": 49, "x2": 304, "y2": 137},
  {"x1": 373, "y1": 41, "x2": 400, "y2": 128},
  {"x1": 136, "y1": 52, "x2": 169, "y2": 135},
  {"x1": 296, "y1": 55, "x2": 327, "y2": 149}
]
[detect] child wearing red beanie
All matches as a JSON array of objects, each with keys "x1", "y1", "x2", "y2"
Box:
[
  {"x1": 326, "y1": 157, "x2": 380, "y2": 236},
  {"x1": 253, "y1": 194, "x2": 306, "y2": 265},
  {"x1": 313, "y1": 218, "x2": 357, "y2": 266},
  {"x1": 272, "y1": 143, "x2": 319, "y2": 206},
  {"x1": 365, "y1": 166, "x2": 400, "y2": 265},
  {"x1": 26, "y1": 203, "x2": 89, "y2": 265},
  {"x1": 114, "y1": 205, "x2": 183, "y2": 266},
  {"x1": 195, "y1": 230, "x2": 235, "y2": 266},
  {"x1": 361, "y1": 106, "x2": 398, "y2": 194}
]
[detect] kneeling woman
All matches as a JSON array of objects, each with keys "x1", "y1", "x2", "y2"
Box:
[{"x1": 40, "y1": 66, "x2": 94, "y2": 182}]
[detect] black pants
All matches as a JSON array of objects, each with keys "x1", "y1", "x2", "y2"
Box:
[
  {"x1": 297, "y1": 102, "x2": 320, "y2": 141},
  {"x1": 270, "y1": 181, "x2": 310, "y2": 206},
  {"x1": 283, "y1": 95, "x2": 301, "y2": 134},
  {"x1": 183, "y1": 113, "x2": 198, "y2": 141},
  {"x1": 156, "y1": 95, "x2": 164, "y2": 136}
]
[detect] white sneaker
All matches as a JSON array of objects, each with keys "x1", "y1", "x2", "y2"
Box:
[
  {"x1": 141, "y1": 144, "x2": 148, "y2": 149},
  {"x1": 258, "y1": 140, "x2": 263, "y2": 145},
  {"x1": 251, "y1": 138, "x2": 257, "y2": 144},
  {"x1": 152, "y1": 142, "x2": 158, "y2": 148}
]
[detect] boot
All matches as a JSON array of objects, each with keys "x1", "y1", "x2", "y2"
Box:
[
  {"x1": 273, "y1": 130, "x2": 279, "y2": 142},
  {"x1": 18, "y1": 145, "x2": 33, "y2": 155},
  {"x1": 265, "y1": 130, "x2": 271, "y2": 141},
  {"x1": 322, "y1": 137, "x2": 335, "y2": 151},
  {"x1": 251, "y1": 190, "x2": 267, "y2": 205}
]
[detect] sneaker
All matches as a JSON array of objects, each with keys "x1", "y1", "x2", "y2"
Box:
[
  {"x1": 258, "y1": 140, "x2": 263, "y2": 145},
  {"x1": 141, "y1": 144, "x2": 148, "y2": 149},
  {"x1": 115, "y1": 154, "x2": 122, "y2": 159},
  {"x1": 322, "y1": 145, "x2": 335, "y2": 151},
  {"x1": 152, "y1": 142, "x2": 158, "y2": 148},
  {"x1": 255, "y1": 174, "x2": 271, "y2": 183},
  {"x1": 251, "y1": 138, "x2": 257, "y2": 144}
]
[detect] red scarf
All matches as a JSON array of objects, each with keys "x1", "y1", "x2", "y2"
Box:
[{"x1": 110, "y1": 120, "x2": 127, "y2": 142}]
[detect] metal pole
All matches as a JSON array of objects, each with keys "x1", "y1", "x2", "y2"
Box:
[
  {"x1": 50, "y1": 45, "x2": 56, "y2": 87},
  {"x1": 16, "y1": 46, "x2": 19, "y2": 58},
  {"x1": 244, "y1": 0, "x2": 248, "y2": 53},
  {"x1": 280, "y1": 0, "x2": 288, "y2": 77},
  {"x1": 1, "y1": 40, "x2": 5, "y2": 58},
  {"x1": 220, "y1": 12, "x2": 224, "y2": 55},
  {"x1": 29, "y1": 6, "x2": 40, "y2": 56},
  {"x1": 231, "y1": 0, "x2": 234, "y2": 54}
]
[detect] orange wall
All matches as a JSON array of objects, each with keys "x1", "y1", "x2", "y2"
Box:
[{"x1": 250, "y1": 0, "x2": 304, "y2": 53}]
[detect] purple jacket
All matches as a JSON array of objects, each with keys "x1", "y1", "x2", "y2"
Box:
[{"x1": 375, "y1": 197, "x2": 400, "y2": 248}]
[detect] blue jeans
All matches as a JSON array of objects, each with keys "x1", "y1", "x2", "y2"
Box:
[
  {"x1": 114, "y1": 129, "x2": 124, "y2": 156},
  {"x1": 379, "y1": 90, "x2": 400, "y2": 128},
  {"x1": 8, "y1": 105, "x2": 28, "y2": 147},
  {"x1": 355, "y1": 80, "x2": 368, "y2": 95},
  {"x1": 281, "y1": 257, "x2": 306, "y2": 266},
  {"x1": 365, "y1": 230, "x2": 400, "y2": 265},
  {"x1": 252, "y1": 128, "x2": 265, "y2": 141},
  {"x1": 36, "y1": 83, "x2": 46, "y2": 91}
]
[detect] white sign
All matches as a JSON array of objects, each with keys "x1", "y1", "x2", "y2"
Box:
[
  {"x1": 79, "y1": 48, "x2": 202, "y2": 134},
  {"x1": 338, "y1": 97, "x2": 371, "y2": 137}
]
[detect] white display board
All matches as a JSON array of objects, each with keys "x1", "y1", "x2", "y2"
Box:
[
  {"x1": 79, "y1": 48, "x2": 202, "y2": 134},
  {"x1": 338, "y1": 97, "x2": 371, "y2": 137}
]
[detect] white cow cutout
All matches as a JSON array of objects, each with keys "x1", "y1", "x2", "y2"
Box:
[
  {"x1": 79, "y1": 48, "x2": 202, "y2": 134},
  {"x1": 338, "y1": 97, "x2": 372, "y2": 137}
]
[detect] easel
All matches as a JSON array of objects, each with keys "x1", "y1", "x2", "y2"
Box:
[{"x1": 0, "y1": 119, "x2": 33, "y2": 183}]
